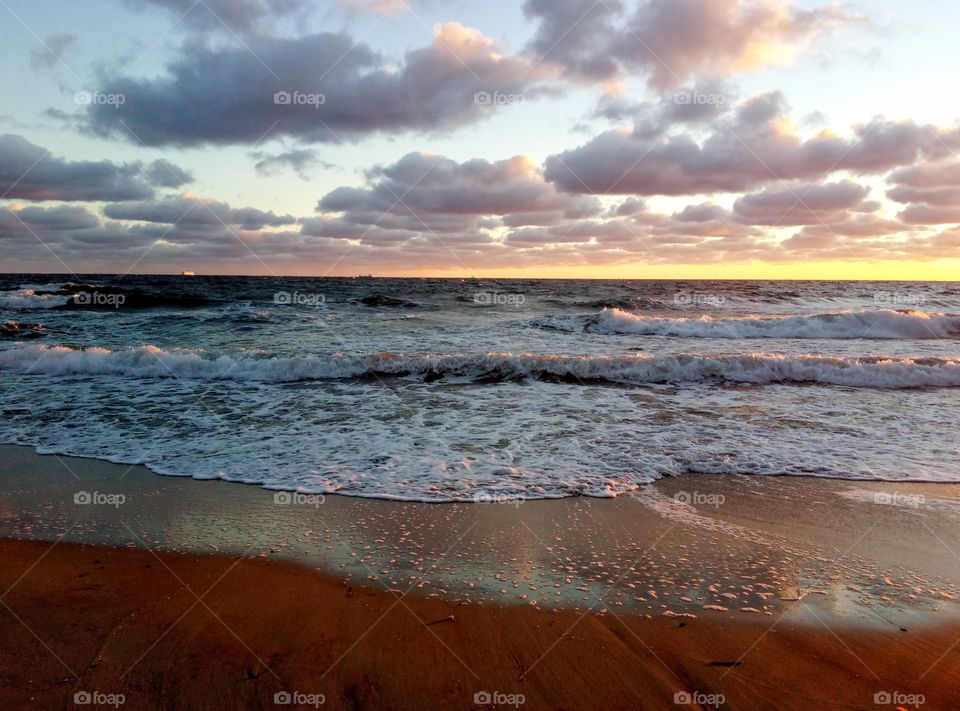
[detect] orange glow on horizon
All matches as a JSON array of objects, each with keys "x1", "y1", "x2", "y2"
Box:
[
  {"x1": 48, "y1": 259, "x2": 959, "y2": 280},
  {"x1": 370, "y1": 260, "x2": 960, "y2": 281}
]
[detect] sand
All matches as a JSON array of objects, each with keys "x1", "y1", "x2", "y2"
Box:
[
  {"x1": 2, "y1": 445, "x2": 960, "y2": 709},
  {"x1": 1, "y1": 538, "x2": 957, "y2": 711}
]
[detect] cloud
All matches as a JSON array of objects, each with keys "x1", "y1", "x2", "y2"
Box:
[
  {"x1": 0, "y1": 134, "x2": 165, "y2": 202},
  {"x1": 304, "y1": 152, "x2": 601, "y2": 245},
  {"x1": 896, "y1": 204, "x2": 960, "y2": 225},
  {"x1": 125, "y1": 0, "x2": 311, "y2": 33},
  {"x1": 338, "y1": 0, "x2": 414, "y2": 14},
  {"x1": 523, "y1": 0, "x2": 625, "y2": 83},
  {"x1": 545, "y1": 92, "x2": 960, "y2": 196},
  {"x1": 30, "y1": 33, "x2": 77, "y2": 71},
  {"x1": 1, "y1": 204, "x2": 100, "y2": 231},
  {"x1": 144, "y1": 159, "x2": 194, "y2": 188},
  {"x1": 732, "y1": 181, "x2": 875, "y2": 226},
  {"x1": 888, "y1": 160, "x2": 960, "y2": 225},
  {"x1": 615, "y1": 0, "x2": 863, "y2": 88},
  {"x1": 524, "y1": 0, "x2": 863, "y2": 87},
  {"x1": 103, "y1": 194, "x2": 296, "y2": 230},
  {"x1": 250, "y1": 148, "x2": 334, "y2": 179},
  {"x1": 84, "y1": 24, "x2": 552, "y2": 147}
]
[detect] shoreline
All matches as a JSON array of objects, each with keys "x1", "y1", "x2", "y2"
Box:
[
  {"x1": 4, "y1": 444, "x2": 960, "y2": 621},
  {"x1": 14, "y1": 438, "x2": 960, "y2": 499},
  {"x1": 3, "y1": 444, "x2": 960, "y2": 707}
]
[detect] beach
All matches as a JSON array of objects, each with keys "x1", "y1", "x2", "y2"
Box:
[
  {"x1": 2, "y1": 445, "x2": 958, "y2": 709},
  {"x1": 4, "y1": 0, "x2": 960, "y2": 702}
]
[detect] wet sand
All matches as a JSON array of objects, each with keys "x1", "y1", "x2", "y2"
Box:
[
  {"x1": 2, "y1": 445, "x2": 960, "y2": 708},
  {"x1": 2, "y1": 538, "x2": 957, "y2": 710}
]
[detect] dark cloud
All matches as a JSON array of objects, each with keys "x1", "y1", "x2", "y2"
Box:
[
  {"x1": 250, "y1": 148, "x2": 334, "y2": 179},
  {"x1": 672, "y1": 203, "x2": 726, "y2": 223},
  {"x1": 84, "y1": 25, "x2": 550, "y2": 147},
  {"x1": 545, "y1": 93, "x2": 960, "y2": 196},
  {"x1": 305, "y1": 152, "x2": 600, "y2": 245},
  {"x1": 103, "y1": 194, "x2": 296, "y2": 230},
  {"x1": 0, "y1": 134, "x2": 161, "y2": 201},
  {"x1": 732, "y1": 181, "x2": 874, "y2": 226},
  {"x1": 524, "y1": 0, "x2": 863, "y2": 87},
  {"x1": 125, "y1": 0, "x2": 311, "y2": 33},
  {"x1": 0, "y1": 205, "x2": 100, "y2": 231},
  {"x1": 523, "y1": 0, "x2": 624, "y2": 82},
  {"x1": 144, "y1": 159, "x2": 194, "y2": 188}
]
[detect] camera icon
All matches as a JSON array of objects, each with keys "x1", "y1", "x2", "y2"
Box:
[
  {"x1": 474, "y1": 690, "x2": 491, "y2": 704},
  {"x1": 74, "y1": 291, "x2": 92, "y2": 305},
  {"x1": 274, "y1": 91, "x2": 291, "y2": 105},
  {"x1": 473, "y1": 493, "x2": 493, "y2": 504},
  {"x1": 74, "y1": 691, "x2": 92, "y2": 704},
  {"x1": 74, "y1": 91, "x2": 92, "y2": 105},
  {"x1": 873, "y1": 691, "x2": 891, "y2": 704},
  {"x1": 473, "y1": 91, "x2": 491, "y2": 106},
  {"x1": 74, "y1": 491, "x2": 92, "y2": 505},
  {"x1": 673, "y1": 691, "x2": 692, "y2": 704},
  {"x1": 274, "y1": 690, "x2": 292, "y2": 704},
  {"x1": 673, "y1": 92, "x2": 692, "y2": 105},
  {"x1": 674, "y1": 491, "x2": 691, "y2": 505},
  {"x1": 273, "y1": 492, "x2": 292, "y2": 505},
  {"x1": 473, "y1": 292, "x2": 492, "y2": 305},
  {"x1": 274, "y1": 291, "x2": 292, "y2": 304}
]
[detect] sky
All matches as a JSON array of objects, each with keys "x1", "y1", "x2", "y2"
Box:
[{"x1": 1, "y1": 0, "x2": 960, "y2": 279}]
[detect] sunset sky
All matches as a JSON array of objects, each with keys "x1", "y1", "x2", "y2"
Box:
[{"x1": 2, "y1": 0, "x2": 960, "y2": 278}]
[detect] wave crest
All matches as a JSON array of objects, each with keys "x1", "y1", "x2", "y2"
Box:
[
  {"x1": 3, "y1": 344, "x2": 960, "y2": 389},
  {"x1": 579, "y1": 308, "x2": 960, "y2": 339}
]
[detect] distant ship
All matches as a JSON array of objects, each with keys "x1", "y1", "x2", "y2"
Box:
[{"x1": 181, "y1": 270, "x2": 195, "y2": 276}]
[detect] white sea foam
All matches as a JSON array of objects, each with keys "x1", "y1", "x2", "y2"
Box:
[
  {"x1": 0, "y1": 288, "x2": 69, "y2": 310},
  {"x1": 3, "y1": 344, "x2": 960, "y2": 389},
  {"x1": 5, "y1": 352, "x2": 960, "y2": 499},
  {"x1": 585, "y1": 308, "x2": 960, "y2": 339}
]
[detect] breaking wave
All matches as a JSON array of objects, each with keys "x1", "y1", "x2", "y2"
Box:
[
  {"x1": 531, "y1": 308, "x2": 960, "y2": 340},
  {"x1": 3, "y1": 344, "x2": 960, "y2": 389}
]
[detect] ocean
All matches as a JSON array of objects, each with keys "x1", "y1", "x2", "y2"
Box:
[{"x1": 2, "y1": 275, "x2": 959, "y2": 501}]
